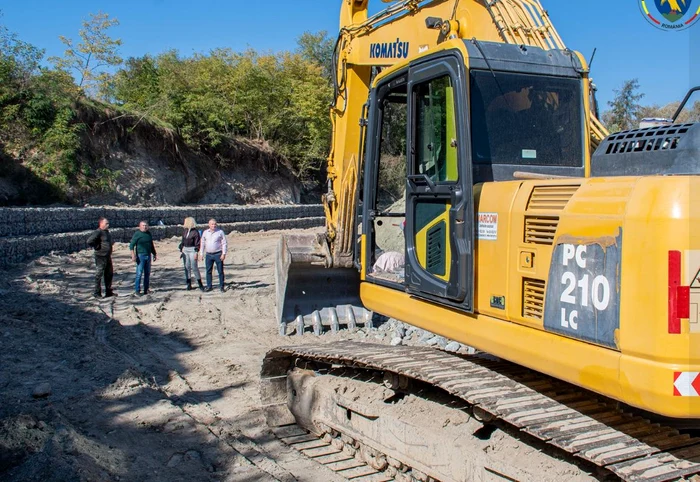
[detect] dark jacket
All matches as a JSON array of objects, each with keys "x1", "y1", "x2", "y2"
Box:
[
  {"x1": 87, "y1": 229, "x2": 113, "y2": 257},
  {"x1": 129, "y1": 230, "x2": 157, "y2": 256},
  {"x1": 178, "y1": 228, "x2": 201, "y2": 252}
]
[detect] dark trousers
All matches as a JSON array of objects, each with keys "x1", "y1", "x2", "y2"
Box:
[
  {"x1": 94, "y1": 256, "x2": 113, "y2": 296},
  {"x1": 205, "y1": 252, "x2": 224, "y2": 289}
]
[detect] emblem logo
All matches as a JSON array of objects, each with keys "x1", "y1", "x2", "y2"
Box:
[
  {"x1": 640, "y1": 0, "x2": 700, "y2": 30},
  {"x1": 369, "y1": 39, "x2": 410, "y2": 60}
]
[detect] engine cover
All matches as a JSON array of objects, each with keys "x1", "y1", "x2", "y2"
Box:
[{"x1": 591, "y1": 122, "x2": 700, "y2": 176}]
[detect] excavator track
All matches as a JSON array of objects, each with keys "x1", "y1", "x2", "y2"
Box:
[
  {"x1": 260, "y1": 342, "x2": 700, "y2": 482},
  {"x1": 271, "y1": 424, "x2": 393, "y2": 481}
]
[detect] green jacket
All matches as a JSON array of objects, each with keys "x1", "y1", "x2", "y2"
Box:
[{"x1": 129, "y1": 230, "x2": 157, "y2": 256}]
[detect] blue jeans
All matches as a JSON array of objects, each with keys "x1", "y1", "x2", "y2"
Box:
[
  {"x1": 205, "y1": 251, "x2": 224, "y2": 289},
  {"x1": 135, "y1": 254, "x2": 152, "y2": 293}
]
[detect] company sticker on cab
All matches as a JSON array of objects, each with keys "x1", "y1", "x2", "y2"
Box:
[{"x1": 478, "y1": 213, "x2": 498, "y2": 241}]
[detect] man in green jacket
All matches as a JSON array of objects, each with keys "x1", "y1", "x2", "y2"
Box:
[{"x1": 129, "y1": 220, "x2": 157, "y2": 295}]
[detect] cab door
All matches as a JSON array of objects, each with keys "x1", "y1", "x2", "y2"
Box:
[{"x1": 405, "y1": 55, "x2": 473, "y2": 311}]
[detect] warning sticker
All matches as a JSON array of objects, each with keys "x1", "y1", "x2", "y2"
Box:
[{"x1": 478, "y1": 213, "x2": 498, "y2": 241}]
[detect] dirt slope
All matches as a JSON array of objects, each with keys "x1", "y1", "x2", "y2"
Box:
[{"x1": 0, "y1": 105, "x2": 302, "y2": 207}]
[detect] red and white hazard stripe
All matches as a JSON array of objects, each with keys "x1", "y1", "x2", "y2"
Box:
[{"x1": 674, "y1": 372, "x2": 700, "y2": 396}]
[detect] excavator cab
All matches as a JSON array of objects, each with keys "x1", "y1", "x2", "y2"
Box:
[{"x1": 360, "y1": 40, "x2": 589, "y2": 315}]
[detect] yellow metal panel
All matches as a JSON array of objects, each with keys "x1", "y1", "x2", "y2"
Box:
[
  {"x1": 360, "y1": 282, "x2": 625, "y2": 409},
  {"x1": 415, "y1": 205, "x2": 452, "y2": 281},
  {"x1": 615, "y1": 177, "x2": 700, "y2": 363},
  {"x1": 345, "y1": 2, "x2": 501, "y2": 67},
  {"x1": 360, "y1": 234, "x2": 367, "y2": 281},
  {"x1": 506, "y1": 180, "x2": 583, "y2": 330},
  {"x1": 474, "y1": 182, "x2": 520, "y2": 322}
]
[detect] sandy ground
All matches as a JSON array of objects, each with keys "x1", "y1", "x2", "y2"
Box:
[{"x1": 0, "y1": 228, "x2": 363, "y2": 482}]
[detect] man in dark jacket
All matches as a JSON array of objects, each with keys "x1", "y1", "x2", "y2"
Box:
[
  {"x1": 86, "y1": 217, "x2": 115, "y2": 298},
  {"x1": 129, "y1": 220, "x2": 157, "y2": 295}
]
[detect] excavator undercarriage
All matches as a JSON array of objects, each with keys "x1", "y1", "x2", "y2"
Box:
[{"x1": 261, "y1": 343, "x2": 700, "y2": 482}]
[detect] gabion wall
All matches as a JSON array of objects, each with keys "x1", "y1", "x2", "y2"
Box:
[
  {"x1": 0, "y1": 205, "x2": 323, "y2": 237},
  {"x1": 0, "y1": 205, "x2": 325, "y2": 268}
]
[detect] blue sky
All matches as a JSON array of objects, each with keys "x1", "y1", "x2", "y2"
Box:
[{"x1": 1, "y1": 0, "x2": 698, "y2": 109}]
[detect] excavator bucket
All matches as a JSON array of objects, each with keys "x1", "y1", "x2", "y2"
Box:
[{"x1": 275, "y1": 233, "x2": 372, "y2": 336}]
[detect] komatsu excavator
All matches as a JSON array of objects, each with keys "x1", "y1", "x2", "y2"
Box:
[{"x1": 263, "y1": 1, "x2": 700, "y2": 480}]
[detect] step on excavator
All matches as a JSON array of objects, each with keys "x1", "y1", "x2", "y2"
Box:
[{"x1": 264, "y1": 1, "x2": 700, "y2": 480}]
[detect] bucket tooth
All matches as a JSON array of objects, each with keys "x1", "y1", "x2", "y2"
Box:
[
  {"x1": 296, "y1": 315, "x2": 305, "y2": 337},
  {"x1": 330, "y1": 309, "x2": 340, "y2": 334},
  {"x1": 312, "y1": 311, "x2": 323, "y2": 336},
  {"x1": 347, "y1": 307, "x2": 357, "y2": 331}
]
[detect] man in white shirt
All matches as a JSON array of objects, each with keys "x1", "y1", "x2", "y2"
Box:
[{"x1": 199, "y1": 218, "x2": 228, "y2": 292}]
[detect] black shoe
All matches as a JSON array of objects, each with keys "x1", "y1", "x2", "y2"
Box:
[
  {"x1": 105, "y1": 291, "x2": 117, "y2": 298},
  {"x1": 197, "y1": 280, "x2": 205, "y2": 291},
  {"x1": 143, "y1": 290, "x2": 150, "y2": 295},
  {"x1": 205, "y1": 287, "x2": 213, "y2": 292},
  {"x1": 93, "y1": 292, "x2": 102, "y2": 299},
  {"x1": 186, "y1": 280, "x2": 192, "y2": 291},
  {"x1": 219, "y1": 287, "x2": 225, "y2": 292}
]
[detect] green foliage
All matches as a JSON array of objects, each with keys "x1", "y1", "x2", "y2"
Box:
[
  {"x1": 603, "y1": 79, "x2": 645, "y2": 132},
  {"x1": 0, "y1": 21, "x2": 108, "y2": 197},
  {"x1": 27, "y1": 107, "x2": 83, "y2": 190},
  {"x1": 296, "y1": 31, "x2": 335, "y2": 83},
  {"x1": 0, "y1": 23, "x2": 44, "y2": 84},
  {"x1": 103, "y1": 55, "x2": 160, "y2": 106},
  {"x1": 110, "y1": 40, "x2": 333, "y2": 180},
  {"x1": 50, "y1": 12, "x2": 122, "y2": 97},
  {"x1": 2, "y1": 18, "x2": 336, "y2": 199}
]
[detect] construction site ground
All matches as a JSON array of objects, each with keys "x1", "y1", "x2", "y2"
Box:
[
  {"x1": 0, "y1": 228, "x2": 530, "y2": 482},
  {"x1": 0, "y1": 228, "x2": 363, "y2": 482}
]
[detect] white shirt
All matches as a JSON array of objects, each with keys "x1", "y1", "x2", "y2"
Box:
[{"x1": 200, "y1": 228, "x2": 228, "y2": 255}]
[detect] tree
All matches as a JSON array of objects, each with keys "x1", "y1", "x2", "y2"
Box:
[
  {"x1": 109, "y1": 47, "x2": 334, "y2": 177},
  {"x1": 50, "y1": 12, "x2": 122, "y2": 97},
  {"x1": 108, "y1": 55, "x2": 161, "y2": 108},
  {"x1": 603, "y1": 79, "x2": 644, "y2": 133},
  {"x1": 641, "y1": 99, "x2": 700, "y2": 124},
  {"x1": 296, "y1": 31, "x2": 335, "y2": 83},
  {"x1": 0, "y1": 23, "x2": 44, "y2": 87}
]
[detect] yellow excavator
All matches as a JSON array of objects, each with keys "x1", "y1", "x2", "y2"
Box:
[{"x1": 265, "y1": 1, "x2": 700, "y2": 480}]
